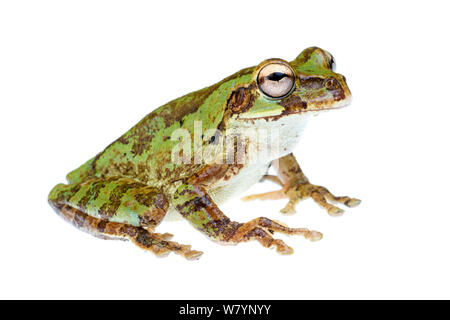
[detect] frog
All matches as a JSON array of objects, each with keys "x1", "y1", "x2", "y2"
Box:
[{"x1": 48, "y1": 47, "x2": 360, "y2": 260}]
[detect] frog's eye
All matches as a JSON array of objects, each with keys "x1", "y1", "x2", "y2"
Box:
[
  {"x1": 257, "y1": 63, "x2": 295, "y2": 99},
  {"x1": 329, "y1": 54, "x2": 336, "y2": 72}
]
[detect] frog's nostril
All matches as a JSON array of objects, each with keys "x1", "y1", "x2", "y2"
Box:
[{"x1": 324, "y1": 79, "x2": 334, "y2": 89}]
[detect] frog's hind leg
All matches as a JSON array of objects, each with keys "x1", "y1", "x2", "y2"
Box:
[
  {"x1": 52, "y1": 203, "x2": 201, "y2": 259},
  {"x1": 48, "y1": 178, "x2": 202, "y2": 260}
]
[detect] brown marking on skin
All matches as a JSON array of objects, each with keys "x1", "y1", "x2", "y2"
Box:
[
  {"x1": 120, "y1": 225, "x2": 137, "y2": 237},
  {"x1": 331, "y1": 81, "x2": 346, "y2": 101},
  {"x1": 323, "y1": 78, "x2": 346, "y2": 101},
  {"x1": 134, "y1": 190, "x2": 168, "y2": 227},
  {"x1": 134, "y1": 189, "x2": 159, "y2": 207},
  {"x1": 195, "y1": 195, "x2": 226, "y2": 223},
  {"x1": 217, "y1": 116, "x2": 227, "y2": 132},
  {"x1": 91, "y1": 153, "x2": 102, "y2": 172},
  {"x1": 98, "y1": 182, "x2": 142, "y2": 219},
  {"x1": 279, "y1": 95, "x2": 307, "y2": 114},
  {"x1": 293, "y1": 47, "x2": 318, "y2": 65},
  {"x1": 118, "y1": 136, "x2": 129, "y2": 144},
  {"x1": 112, "y1": 161, "x2": 137, "y2": 178},
  {"x1": 160, "y1": 91, "x2": 211, "y2": 128},
  {"x1": 50, "y1": 200, "x2": 201, "y2": 259},
  {"x1": 175, "y1": 187, "x2": 232, "y2": 238},
  {"x1": 215, "y1": 81, "x2": 258, "y2": 134},
  {"x1": 154, "y1": 193, "x2": 169, "y2": 210},
  {"x1": 223, "y1": 164, "x2": 244, "y2": 181},
  {"x1": 136, "y1": 162, "x2": 150, "y2": 182},
  {"x1": 72, "y1": 210, "x2": 86, "y2": 228},
  {"x1": 226, "y1": 84, "x2": 257, "y2": 114},
  {"x1": 298, "y1": 74, "x2": 327, "y2": 89},
  {"x1": 189, "y1": 164, "x2": 230, "y2": 187},
  {"x1": 97, "y1": 220, "x2": 107, "y2": 233},
  {"x1": 54, "y1": 184, "x2": 81, "y2": 204},
  {"x1": 50, "y1": 203, "x2": 114, "y2": 239},
  {"x1": 77, "y1": 180, "x2": 106, "y2": 211},
  {"x1": 138, "y1": 210, "x2": 162, "y2": 227},
  {"x1": 135, "y1": 228, "x2": 154, "y2": 247},
  {"x1": 103, "y1": 221, "x2": 123, "y2": 235},
  {"x1": 297, "y1": 74, "x2": 345, "y2": 103},
  {"x1": 131, "y1": 134, "x2": 154, "y2": 156}
]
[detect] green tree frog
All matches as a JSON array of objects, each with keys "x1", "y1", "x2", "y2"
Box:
[{"x1": 49, "y1": 47, "x2": 360, "y2": 260}]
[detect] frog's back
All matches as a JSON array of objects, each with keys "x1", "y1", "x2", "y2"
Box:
[
  {"x1": 66, "y1": 88, "x2": 214, "y2": 186},
  {"x1": 66, "y1": 66, "x2": 254, "y2": 187}
]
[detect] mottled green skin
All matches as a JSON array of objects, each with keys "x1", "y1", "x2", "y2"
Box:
[
  {"x1": 64, "y1": 47, "x2": 347, "y2": 189},
  {"x1": 49, "y1": 47, "x2": 351, "y2": 254},
  {"x1": 49, "y1": 177, "x2": 167, "y2": 227},
  {"x1": 65, "y1": 67, "x2": 254, "y2": 188}
]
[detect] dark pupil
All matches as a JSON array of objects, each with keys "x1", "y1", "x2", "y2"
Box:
[{"x1": 267, "y1": 72, "x2": 287, "y2": 82}]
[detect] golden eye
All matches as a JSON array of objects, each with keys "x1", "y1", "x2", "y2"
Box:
[{"x1": 257, "y1": 63, "x2": 295, "y2": 98}]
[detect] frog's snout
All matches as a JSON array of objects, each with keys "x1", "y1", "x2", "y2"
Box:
[
  {"x1": 337, "y1": 73, "x2": 352, "y2": 106},
  {"x1": 294, "y1": 72, "x2": 352, "y2": 110}
]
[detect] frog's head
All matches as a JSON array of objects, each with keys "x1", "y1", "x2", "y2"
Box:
[{"x1": 227, "y1": 47, "x2": 351, "y2": 121}]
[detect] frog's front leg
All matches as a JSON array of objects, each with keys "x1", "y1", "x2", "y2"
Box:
[
  {"x1": 48, "y1": 177, "x2": 202, "y2": 260},
  {"x1": 173, "y1": 171, "x2": 322, "y2": 255},
  {"x1": 242, "y1": 153, "x2": 361, "y2": 216}
]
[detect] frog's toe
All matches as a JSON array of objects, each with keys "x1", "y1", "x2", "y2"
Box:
[
  {"x1": 152, "y1": 243, "x2": 203, "y2": 260},
  {"x1": 327, "y1": 206, "x2": 345, "y2": 217},
  {"x1": 171, "y1": 243, "x2": 204, "y2": 260},
  {"x1": 155, "y1": 232, "x2": 174, "y2": 240},
  {"x1": 280, "y1": 199, "x2": 298, "y2": 215},
  {"x1": 307, "y1": 230, "x2": 323, "y2": 241},
  {"x1": 184, "y1": 250, "x2": 204, "y2": 261},
  {"x1": 344, "y1": 198, "x2": 361, "y2": 207},
  {"x1": 133, "y1": 233, "x2": 203, "y2": 260},
  {"x1": 272, "y1": 239, "x2": 294, "y2": 255},
  {"x1": 227, "y1": 217, "x2": 322, "y2": 256},
  {"x1": 313, "y1": 185, "x2": 361, "y2": 208},
  {"x1": 152, "y1": 247, "x2": 171, "y2": 258}
]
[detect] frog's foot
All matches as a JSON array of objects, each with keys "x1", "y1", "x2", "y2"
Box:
[
  {"x1": 227, "y1": 217, "x2": 322, "y2": 254},
  {"x1": 245, "y1": 153, "x2": 362, "y2": 216},
  {"x1": 242, "y1": 182, "x2": 360, "y2": 216},
  {"x1": 127, "y1": 226, "x2": 203, "y2": 260},
  {"x1": 52, "y1": 203, "x2": 203, "y2": 260},
  {"x1": 282, "y1": 183, "x2": 361, "y2": 216}
]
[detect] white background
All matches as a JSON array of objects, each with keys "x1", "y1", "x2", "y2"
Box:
[{"x1": 1, "y1": 0, "x2": 449, "y2": 299}]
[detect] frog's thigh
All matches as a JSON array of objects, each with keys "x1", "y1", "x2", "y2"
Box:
[
  {"x1": 53, "y1": 203, "x2": 201, "y2": 259},
  {"x1": 48, "y1": 177, "x2": 202, "y2": 259},
  {"x1": 49, "y1": 177, "x2": 168, "y2": 228}
]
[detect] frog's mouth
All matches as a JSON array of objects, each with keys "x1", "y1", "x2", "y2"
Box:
[{"x1": 236, "y1": 94, "x2": 352, "y2": 121}]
